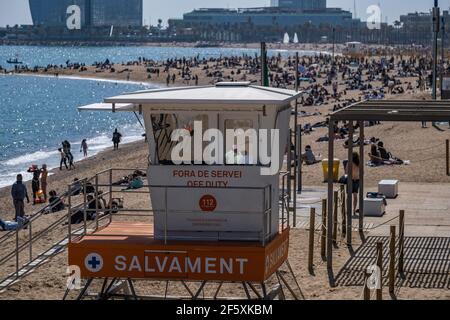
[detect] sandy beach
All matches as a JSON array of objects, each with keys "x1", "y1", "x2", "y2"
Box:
[{"x1": 1, "y1": 48, "x2": 449, "y2": 300}]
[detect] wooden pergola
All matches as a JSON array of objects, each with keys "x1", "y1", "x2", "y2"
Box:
[{"x1": 326, "y1": 100, "x2": 450, "y2": 270}]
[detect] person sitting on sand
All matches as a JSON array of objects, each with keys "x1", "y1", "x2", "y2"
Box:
[
  {"x1": 369, "y1": 145, "x2": 384, "y2": 166},
  {"x1": 70, "y1": 195, "x2": 102, "y2": 224},
  {"x1": 377, "y1": 141, "x2": 404, "y2": 165},
  {"x1": 0, "y1": 216, "x2": 28, "y2": 232},
  {"x1": 123, "y1": 174, "x2": 144, "y2": 190},
  {"x1": 47, "y1": 190, "x2": 65, "y2": 213},
  {"x1": 302, "y1": 145, "x2": 321, "y2": 165}
]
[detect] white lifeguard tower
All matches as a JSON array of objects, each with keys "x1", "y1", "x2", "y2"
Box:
[{"x1": 69, "y1": 82, "x2": 303, "y2": 300}]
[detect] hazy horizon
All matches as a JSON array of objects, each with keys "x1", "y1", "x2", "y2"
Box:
[{"x1": 1, "y1": 0, "x2": 450, "y2": 27}]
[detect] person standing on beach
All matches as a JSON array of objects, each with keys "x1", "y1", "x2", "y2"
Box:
[
  {"x1": 27, "y1": 165, "x2": 40, "y2": 205},
  {"x1": 11, "y1": 174, "x2": 30, "y2": 220},
  {"x1": 63, "y1": 140, "x2": 75, "y2": 170},
  {"x1": 59, "y1": 148, "x2": 69, "y2": 170},
  {"x1": 41, "y1": 164, "x2": 48, "y2": 201},
  {"x1": 80, "y1": 139, "x2": 88, "y2": 157},
  {"x1": 112, "y1": 129, "x2": 122, "y2": 151}
]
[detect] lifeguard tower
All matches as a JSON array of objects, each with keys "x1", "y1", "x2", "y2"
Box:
[{"x1": 68, "y1": 82, "x2": 303, "y2": 300}]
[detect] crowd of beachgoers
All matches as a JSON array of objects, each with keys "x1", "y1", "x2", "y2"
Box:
[
  {"x1": 1, "y1": 44, "x2": 450, "y2": 300},
  {"x1": 2, "y1": 46, "x2": 446, "y2": 225}
]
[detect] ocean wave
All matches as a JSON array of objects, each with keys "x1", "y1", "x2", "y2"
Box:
[
  {"x1": 2, "y1": 150, "x2": 59, "y2": 166},
  {"x1": 0, "y1": 129, "x2": 144, "y2": 189}
]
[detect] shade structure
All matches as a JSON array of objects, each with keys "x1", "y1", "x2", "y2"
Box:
[{"x1": 330, "y1": 100, "x2": 450, "y2": 122}]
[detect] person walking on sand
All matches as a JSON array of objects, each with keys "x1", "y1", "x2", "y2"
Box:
[
  {"x1": 11, "y1": 174, "x2": 30, "y2": 220},
  {"x1": 41, "y1": 164, "x2": 48, "y2": 201},
  {"x1": 112, "y1": 129, "x2": 122, "y2": 151},
  {"x1": 80, "y1": 139, "x2": 88, "y2": 157},
  {"x1": 63, "y1": 140, "x2": 75, "y2": 170}
]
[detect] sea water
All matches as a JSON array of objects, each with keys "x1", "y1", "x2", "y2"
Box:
[
  {"x1": 0, "y1": 45, "x2": 326, "y2": 69},
  {"x1": 0, "y1": 74, "x2": 150, "y2": 188},
  {"x1": 0, "y1": 45, "x2": 327, "y2": 188}
]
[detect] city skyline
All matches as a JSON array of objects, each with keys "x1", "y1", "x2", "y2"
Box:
[{"x1": 1, "y1": 0, "x2": 450, "y2": 27}]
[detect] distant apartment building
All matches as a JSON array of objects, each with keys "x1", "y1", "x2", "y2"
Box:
[
  {"x1": 28, "y1": 0, "x2": 143, "y2": 28},
  {"x1": 278, "y1": 0, "x2": 327, "y2": 10},
  {"x1": 398, "y1": 11, "x2": 450, "y2": 44},
  {"x1": 171, "y1": 6, "x2": 357, "y2": 29}
]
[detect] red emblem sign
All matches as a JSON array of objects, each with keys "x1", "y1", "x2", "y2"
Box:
[{"x1": 199, "y1": 195, "x2": 217, "y2": 212}]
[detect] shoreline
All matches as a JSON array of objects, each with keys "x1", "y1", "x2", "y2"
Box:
[
  {"x1": 0, "y1": 72, "x2": 159, "y2": 87},
  {"x1": 0, "y1": 73, "x2": 151, "y2": 189},
  {"x1": 0, "y1": 40, "x2": 342, "y2": 52},
  {"x1": 0, "y1": 137, "x2": 147, "y2": 194},
  {"x1": 0, "y1": 137, "x2": 146, "y2": 190}
]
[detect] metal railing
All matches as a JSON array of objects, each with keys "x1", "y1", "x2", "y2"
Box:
[{"x1": 0, "y1": 185, "x2": 92, "y2": 279}]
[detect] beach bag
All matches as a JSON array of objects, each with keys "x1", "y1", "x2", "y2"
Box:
[
  {"x1": 338, "y1": 175, "x2": 348, "y2": 185},
  {"x1": 84, "y1": 183, "x2": 95, "y2": 194}
]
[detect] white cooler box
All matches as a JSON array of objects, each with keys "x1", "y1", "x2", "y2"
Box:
[
  {"x1": 379, "y1": 180, "x2": 399, "y2": 198},
  {"x1": 364, "y1": 198, "x2": 386, "y2": 217}
]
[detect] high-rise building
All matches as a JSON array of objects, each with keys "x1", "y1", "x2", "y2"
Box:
[
  {"x1": 28, "y1": 0, "x2": 143, "y2": 28},
  {"x1": 278, "y1": 0, "x2": 326, "y2": 10},
  {"x1": 29, "y1": 0, "x2": 89, "y2": 27},
  {"x1": 91, "y1": 0, "x2": 143, "y2": 27}
]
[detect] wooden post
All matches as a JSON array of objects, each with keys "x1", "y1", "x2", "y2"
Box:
[
  {"x1": 389, "y1": 226, "x2": 396, "y2": 295},
  {"x1": 364, "y1": 271, "x2": 371, "y2": 300},
  {"x1": 446, "y1": 139, "x2": 449, "y2": 176},
  {"x1": 297, "y1": 124, "x2": 302, "y2": 193},
  {"x1": 398, "y1": 210, "x2": 405, "y2": 273},
  {"x1": 333, "y1": 191, "x2": 338, "y2": 244},
  {"x1": 326, "y1": 122, "x2": 335, "y2": 270},
  {"x1": 308, "y1": 208, "x2": 316, "y2": 272},
  {"x1": 376, "y1": 241, "x2": 383, "y2": 300},
  {"x1": 293, "y1": 129, "x2": 298, "y2": 228},
  {"x1": 340, "y1": 184, "x2": 346, "y2": 237},
  {"x1": 321, "y1": 199, "x2": 327, "y2": 260},
  {"x1": 346, "y1": 121, "x2": 354, "y2": 246}
]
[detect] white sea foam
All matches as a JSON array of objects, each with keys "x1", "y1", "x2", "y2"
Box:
[
  {"x1": 2, "y1": 150, "x2": 59, "y2": 166},
  {"x1": 0, "y1": 127, "x2": 144, "y2": 189}
]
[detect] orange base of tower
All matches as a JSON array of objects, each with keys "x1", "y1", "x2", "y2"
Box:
[{"x1": 68, "y1": 222, "x2": 290, "y2": 282}]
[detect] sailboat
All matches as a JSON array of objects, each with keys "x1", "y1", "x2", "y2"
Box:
[
  {"x1": 283, "y1": 32, "x2": 290, "y2": 44},
  {"x1": 293, "y1": 33, "x2": 299, "y2": 44}
]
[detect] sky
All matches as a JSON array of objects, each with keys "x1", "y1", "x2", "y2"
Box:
[{"x1": 1, "y1": 0, "x2": 450, "y2": 27}]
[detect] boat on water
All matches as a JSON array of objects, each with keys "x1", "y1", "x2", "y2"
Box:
[{"x1": 6, "y1": 58, "x2": 23, "y2": 65}]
